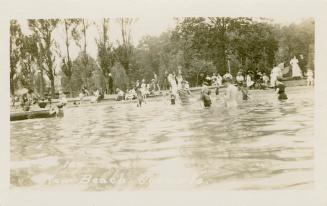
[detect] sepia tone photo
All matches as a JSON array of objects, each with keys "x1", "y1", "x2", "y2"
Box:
[{"x1": 9, "y1": 17, "x2": 315, "y2": 191}]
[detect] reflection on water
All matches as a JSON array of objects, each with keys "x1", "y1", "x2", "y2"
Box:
[{"x1": 10, "y1": 86, "x2": 314, "y2": 190}]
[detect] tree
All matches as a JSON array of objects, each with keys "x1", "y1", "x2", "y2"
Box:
[
  {"x1": 10, "y1": 20, "x2": 23, "y2": 95},
  {"x1": 73, "y1": 19, "x2": 93, "y2": 89},
  {"x1": 115, "y1": 18, "x2": 137, "y2": 74},
  {"x1": 19, "y1": 34, "x2": 39, "y2": 89},
  {"x1": 61, "y1": 19, "x2": 82, "y2": 97},
  {"x1": 28, "y1": 19, "x2": 60, "y2": 98},
  {"x1": 69, "y1": 52, "x2": 100, "y2": 95},
  {"x1": 95, "y1": 18, "x2": 115, "y2": 93}
]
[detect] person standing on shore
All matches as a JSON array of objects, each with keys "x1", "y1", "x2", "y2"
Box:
[{"x1": 290, "y1": 56, "x2": 303, "y2": 79}]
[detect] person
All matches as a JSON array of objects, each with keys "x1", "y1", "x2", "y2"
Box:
[
  {"x1": 223, "y1": 72, "x2": 233, "y2": 81},
  {"x1": 306, "y1": 69, "x2": 314, "y2": 86},
  {"x1": 20, "y1": 93, "x2": 30, "y2": 111},
  {"x1": 126, "y1": 88, "x2": 137, "y2": 100},
  {"x1": 135, "y1": 80, "x2": 140, "y2": 88},
  {"x1": 224, "y1": 77, "x2": 238, "y2": 108},
  {"x1": 116, "y1": 88, "x2": 125, "y2": 101},
  {"x1": 78, "y1": 91, "x2": 85, "y2": 104},
  {"x1": 141, "y1": 79, "x2": 148, "y2": 99},
  {"x1": 255, "y1": 71, "x2": 263, "y2": 89},
  {"x1": 262, "y1": 73, "x2": 269, "y2": 88},
  {"x1": 60, "y1": 93, "x2": 68, "y2": 106},
  {"x1": 136, "y1": 87, "x2": 144, "y2": 107},
  {"x1": 212, "y1": 73, "x2": 220, "y2": 95},
  {"x1": 149, "y1": 79, "x2": 156, "y2": 95},
  {"x1": 176, "y1": 70, "x2": 183, "y2": 90},
  {"x1": 178, "y1": 80, "x2": 191, "y2": 105},
  {"x1": 211, "y1": 73, "x2": 218, "y2": 85},
  {"x1": 163, "y1": 71, "x2": 169, "y2": 91},
  {"x1": 290, "y1": 56, "x2": 303, "y2": 79},
  {"x1": 275, "y1": 77, "x2": 288, "y2": 100},
  {"x1": 168, "y1": 73, "x2": 178, "y2": 105},
  {"x1": 204, "y1": 74, "x2": 212, "y2": 86},
  {"x1": 200, "y1": 82, "x2": 212, "y2": 108},
  {"x1": 246, "y1": 73, "x2": 254, "y2": 89},
  {"x1": 108, "y1": 73, "x2": 114, "y2": 94},
  {"x1": 90, "y1": 89, "x2": 99, "y2": 103},
  {"x1": 236, "y1": 71, "x2": 245, "y2": 88},
  {"x1": 217, "y1": 73, "x2": 223, "y2": 87},
  {"x1": 240, "y1": 84, "x2": 249, "y2": 100},
  {"x1": 270, "y1": 65, "x2": 282, "y2": 88},
  {"x1": 153, "y1": 73, "x2": 161, "y2": 92}
]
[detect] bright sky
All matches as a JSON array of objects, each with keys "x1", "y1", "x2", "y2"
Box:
[{"x1": 19, "y1": 17, "x2": 177, "y2": 61}]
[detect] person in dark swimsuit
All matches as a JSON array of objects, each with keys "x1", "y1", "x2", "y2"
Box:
[
  {"x1": 200, "y1": 82, "x2": 212, "y2": 108},
  {"x1": 275, "y1": 77, "x2": 288, "y2": 100}
]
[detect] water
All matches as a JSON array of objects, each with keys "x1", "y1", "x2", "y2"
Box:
[{"x1": 10, "y1": 86, "x2": 314, "y2": 191}]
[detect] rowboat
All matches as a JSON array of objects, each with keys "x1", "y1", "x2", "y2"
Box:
[{"x1": 10, "y1": 109, "x2": 58, "y2": 121}]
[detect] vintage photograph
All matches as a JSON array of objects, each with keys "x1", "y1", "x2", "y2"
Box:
[{"x1": 9, "y1": 17, "x2": 314, "y2": 191}]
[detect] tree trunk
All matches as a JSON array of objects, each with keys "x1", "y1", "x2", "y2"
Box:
[
  {"x1": 10, "y1": 77, "x2": 15, "y2": 96},
  {"x1": 68, "y1": 77, "x2": 73, "y2": 98},
  {"x1": 50, "y1": 78, "x2": 55, "y2": 98},
  {"x1": 40, "y1": 68, "x2": 44, "y2": 98}
]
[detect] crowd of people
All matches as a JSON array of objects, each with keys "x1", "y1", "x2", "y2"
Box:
[
  {"x1": 115, "y1": 73, "x2": 161, "y2": 102},
  {"x1": 11, "y1": 55, "x2": 314, "y2": 111}
]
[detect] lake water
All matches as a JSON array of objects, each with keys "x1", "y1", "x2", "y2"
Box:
[{"x1": 10, "y1": 86, "x2": 314, "y2": 191}]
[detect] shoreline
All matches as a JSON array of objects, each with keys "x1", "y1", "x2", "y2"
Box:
[{"x1": 10, "y1": 79, "x2": 310, "y2": 112}]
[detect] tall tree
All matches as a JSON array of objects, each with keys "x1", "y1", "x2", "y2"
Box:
[
  {"x1": 115, "y1": 18, "x2": 137, "y2": 74},
  {"x1": 28, "y1": 19, "x2": 60, "y2": 98},
  {"x1": 74, "y1": 19, "x2": 93, "y2": 89},
  {"x1": 19, "y1": 34, "x2": 39, "y2": 89},
  {"x1": 95, "y1": 18, "x2": 115, "y2": 93},
  {"x1": 10, "y1": 20, "x2": 23, "y2": 95},
  {"x1": 61, "y1": 19, "x2": 81, "y2": 97}
]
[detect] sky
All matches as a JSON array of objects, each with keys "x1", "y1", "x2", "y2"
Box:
[{"x1": 19, "y1": 17, "x2": 177, "y2": 60}]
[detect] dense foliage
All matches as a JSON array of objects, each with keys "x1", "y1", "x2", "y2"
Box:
[{"x1": 10, "y1": 17, "x2": 314, "y2": 96}]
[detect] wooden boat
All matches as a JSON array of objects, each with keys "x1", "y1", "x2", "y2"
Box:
[{"x1": 10, "y1": 109, "x2": 57, "y2": 121}]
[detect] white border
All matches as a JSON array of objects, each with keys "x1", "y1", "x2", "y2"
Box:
[{"x1": 1, "y1": 0, "x2": 326, "y2": 205}]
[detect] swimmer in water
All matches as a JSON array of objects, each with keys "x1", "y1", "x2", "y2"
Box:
[
  {"x1": 224, "y1": 77, "x2": 238, "y2": 108},
  {"x1": 178, "y1": 80, "x2": 191, "y2": 105},
  {"x1": 275, "y1": 77, "x2": 288, "y2": 100},
  {"x1": 136, "y1": 87, "x2": 144, "y2": 107},
  {"x1": 200, "y1": 82, "x2": 212, "y2": 108}
]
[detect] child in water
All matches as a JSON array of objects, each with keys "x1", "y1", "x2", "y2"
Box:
[
  {"x1": 275, "y1": 77, "x2": 288, "y2": 100},
  {"x1": 200, "y1": 82, "x2": 212, "y2": 108}
]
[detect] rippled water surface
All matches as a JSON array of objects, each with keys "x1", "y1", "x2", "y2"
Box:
[{"x1": 11, "y1": 86, "x2": 314, "y2": 190}]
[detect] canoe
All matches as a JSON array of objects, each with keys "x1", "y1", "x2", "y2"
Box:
[{"x1": 10, "y1": 110, "x2": 57, "y2": 121}]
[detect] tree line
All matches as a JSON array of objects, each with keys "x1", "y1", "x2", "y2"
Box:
[{"x1": 10, "y1": 17, "x2": 314, "y2": 97}]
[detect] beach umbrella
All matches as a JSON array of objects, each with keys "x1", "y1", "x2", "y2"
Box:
[{"x1": 16, "y1": 88, "x2": 28, "y2": 96}]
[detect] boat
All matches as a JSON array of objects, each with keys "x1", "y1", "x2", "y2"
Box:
[{"x1": 10, "y1": 109, "x2": 58, "y2": 121}]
